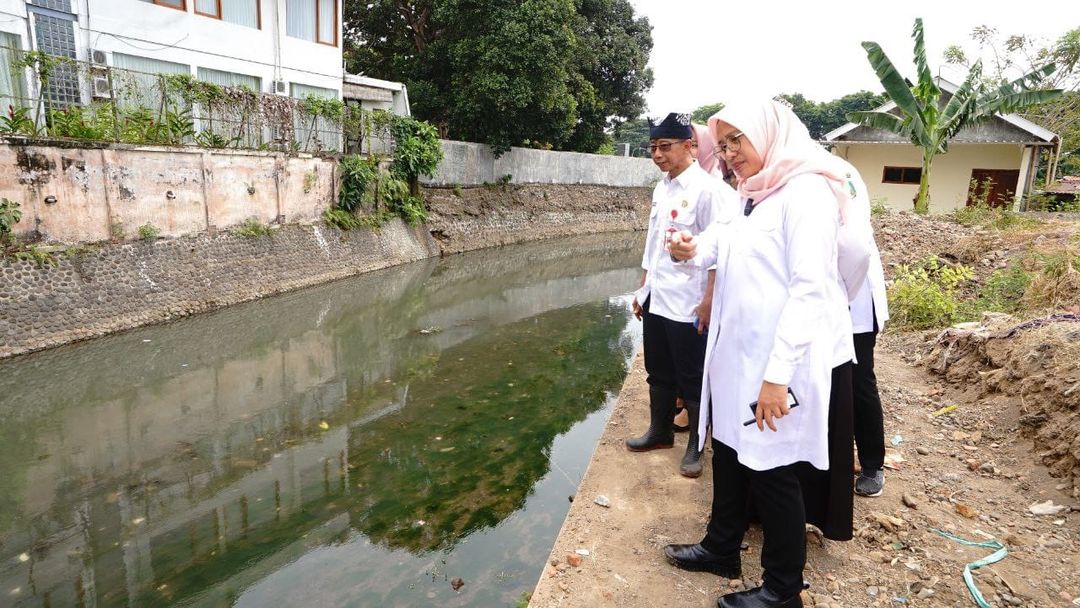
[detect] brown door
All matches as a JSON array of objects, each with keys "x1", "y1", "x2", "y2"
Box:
[{"x1": 966, "y1": 169, "x2": 1020, "y2": 208}]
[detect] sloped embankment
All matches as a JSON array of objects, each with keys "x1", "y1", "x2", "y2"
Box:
[{"x1": 928, "y1": 314, "x2": 1080, "y2": 498}]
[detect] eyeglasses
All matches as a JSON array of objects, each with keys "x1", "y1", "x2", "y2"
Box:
[
  {"x1": 715, "y1": 131, "x2": 744, "y2": 156},
  {"x1": 648, "y1": 140, "x2": 685, "y2": 154}
]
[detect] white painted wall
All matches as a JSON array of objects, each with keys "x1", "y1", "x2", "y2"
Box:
[
  {"x1": 833, "y1": 143, "x2": 1026, "y2": 214},
  {"x1": 0, "y1": 1, "x2": 342, "y2": 96}
]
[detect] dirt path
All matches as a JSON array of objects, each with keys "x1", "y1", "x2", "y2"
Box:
[{"x1": 529, "y1": 344, "x2": 1080, "y2": 607}]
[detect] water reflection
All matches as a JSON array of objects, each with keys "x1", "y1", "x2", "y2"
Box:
[{"x1": 0, "y1": 233, "x2": 644, "y2": 607}]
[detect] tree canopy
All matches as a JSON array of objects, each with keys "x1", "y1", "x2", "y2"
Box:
[
  {"x1": 778, "y1": 91, "x2": 888, "y2": 140},
  {"x1": 691, "y1": 102, "x2": 725, "y2": 124},
  {"x1": 344, "y1": 0, "x2": 653, "y2": 154},
  {"x1": 944, "y1": 26, "x2": 1080, "y2": 179}
]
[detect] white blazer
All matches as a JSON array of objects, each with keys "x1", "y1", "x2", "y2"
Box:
[{"x1": 690, "y1": 174, "x2": 855, "y2": 471}]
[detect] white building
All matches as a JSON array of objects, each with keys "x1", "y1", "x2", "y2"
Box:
[{"x1": 0, "y1": 0, "x2": 344, "y2": 108}]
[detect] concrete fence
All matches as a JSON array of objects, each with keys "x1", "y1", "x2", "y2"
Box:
[
  {"x1": 1, "y1": 139, "x2": 337, "y2": 244},
  {"x1": 422, "y1": 140, "x2": 660, "y2": 188}
]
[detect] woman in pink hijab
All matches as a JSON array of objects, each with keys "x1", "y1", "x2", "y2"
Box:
[
  {"x1": 691, "y1": 123, "x2": 730, "y2": 181},
  {"x1": 663, "y1": 100, "x2": 863, "y2": 608}
]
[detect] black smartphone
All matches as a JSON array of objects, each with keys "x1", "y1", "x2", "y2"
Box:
[{"x1": 742, "y1": 388, "x2": 799, "y2": 426}]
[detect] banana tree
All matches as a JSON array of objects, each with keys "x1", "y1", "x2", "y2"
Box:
[{"x1": 848, "y1": 18, "x2": 1063, "y2": 214}]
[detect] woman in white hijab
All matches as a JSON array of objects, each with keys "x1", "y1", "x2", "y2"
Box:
[{"x1": 663, "y1": 100, "x2": 864, "y2": 608}]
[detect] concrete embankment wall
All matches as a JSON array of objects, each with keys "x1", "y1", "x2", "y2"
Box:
[
  {"x1": 1, "y1": 138, "x2": 338, "y2": 243},
  {"x1": 1, "y1": 140, "x2": 655, "y2": 358}
]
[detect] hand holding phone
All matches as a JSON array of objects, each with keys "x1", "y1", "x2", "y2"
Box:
[{"x1": 743, "y1": 386, "x2": 799, "y2": 430}]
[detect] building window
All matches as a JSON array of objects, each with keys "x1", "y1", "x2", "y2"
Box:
[
  {"x1": 139, "y1": 0, "x2": 186, "y2": 10},
  {"x1": 111, "y1": 52, "x2": 190, "y2": 108},
  {"x1": 193, "y1": 0, "x2": 259, "y2": 27},
  {"x1": 292, "y1": 83, "x2": 340, "y2": 152},
  {"x1": 32, "y1": 11, "x2": 80, "y2": 109},
  {"x1": 31, "y1": 0, "x2": 72, "y2": 10},
  {"x1": 286, "y1": 0, "x2": 337, "y2": 45},
  {"x1": 0, "y1": 32, "x2": 27, "y2": 111},
  {"x1": 197, "y1": 67, "x2": 261, "y2": 91},
  {"x1": 882, "y1": 166, "x2": 922, "y2": 185}
]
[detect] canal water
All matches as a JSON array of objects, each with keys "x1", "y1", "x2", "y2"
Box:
[{"x1": 0, "y1": 232, "x2": 645, "y2": 608}]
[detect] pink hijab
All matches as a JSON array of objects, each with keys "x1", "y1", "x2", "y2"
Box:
[
  {"x1": 707, "y1": 100, "x2": 848, "y2": 217},
  {"x1": 691, "y1": 123, "x2": 727, "y2": 177}
]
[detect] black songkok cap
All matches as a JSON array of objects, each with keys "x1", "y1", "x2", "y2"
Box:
[{"x1": 648, "y1": 113, "x2": 693, "y2": 140}]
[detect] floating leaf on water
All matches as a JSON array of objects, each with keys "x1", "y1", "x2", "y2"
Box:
[{"x1": 318, "y1": 421, "x2": 330, "y2": 430}]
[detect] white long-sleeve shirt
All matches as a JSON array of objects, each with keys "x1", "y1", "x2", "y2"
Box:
[
  {"x1": 637, "y1": 162, "x2": 737, "y2": 323},
  {"x1": 837, "y1": 161, "x2": 889, "y2": 333},
  {"x1": 690, "y1": 174, "x2": 854, "y2": 471}
]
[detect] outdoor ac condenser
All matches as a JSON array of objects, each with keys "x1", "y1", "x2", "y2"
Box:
[{"x1": 91, "y1": 76, "x2": 112, "y2": 99}]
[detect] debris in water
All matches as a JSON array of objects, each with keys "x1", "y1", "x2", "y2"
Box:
[
  {"x1": 318, "y1": 421, "x2": 329, "y2": 430},
  {"x1": 17, "y1": 553, "x2": 29, "y2": 562},
  {"x1": 450, "y1": 577, "x2": 464, "y2": 591},
  {"x1": 418, "y1": 326, "x2": 442, "y2": 335},
  {"x1": 594, "y1": 495, "x2": 611, "y2": 508}
]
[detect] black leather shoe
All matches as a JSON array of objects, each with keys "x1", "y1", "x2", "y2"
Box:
[
  {"x1": 663, "y1": 543, "x2": 741, "y2": 578},
  {"x1": 717, "y1": 585, "x2": 803, "y2": 608}
]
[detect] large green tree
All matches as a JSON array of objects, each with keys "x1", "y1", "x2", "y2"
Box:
[
  {"x1": 611, "y1": 118, "x2": 650, "y2": 156},
  {"x1": 849, "y1": 18, "x2": 1063, "y2": 214},
  {"x1": 344, "y1": 0, "x2": 653, "y2": 154}
]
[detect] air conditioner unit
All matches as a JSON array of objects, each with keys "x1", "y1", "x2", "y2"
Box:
[
  {"x1": 92, "y1": 76, "x2": 112, "y2": 99},
  {"x1": 90, "y1": 48, "x2": 108, "y2": 65},
  {"x1": 273, "y1": 80, "x2": 287, "y2": 94}
]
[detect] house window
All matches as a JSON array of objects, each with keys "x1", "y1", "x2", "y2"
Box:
[
  {"x1": 882, "y1": 166, "x2": 922, "y2": 185},
  {"x1": 138, "y1": 0, "x2": 186, "y2": 9},
  {"x1": 286, "y1": 0, "x2": 337, "y2": 45},
  {"x1": 193, "y1": 0, "x2": 259, "y2": 27}
]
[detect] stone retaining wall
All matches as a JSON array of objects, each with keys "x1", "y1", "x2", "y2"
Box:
[
  {"x1": 1, "y1": 183, "x2": 652, "y2": 359},
  {"x1": 1, "y1": 221, "x2": 436, "y2": 358}
]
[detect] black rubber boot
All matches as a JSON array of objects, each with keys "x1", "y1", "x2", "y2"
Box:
[
  {"x1": 679, "y1": 400, "x2": 704, "y2": 478},
  {"x1": 626, "y1": 386, "x2": 676, "y2": 452}
]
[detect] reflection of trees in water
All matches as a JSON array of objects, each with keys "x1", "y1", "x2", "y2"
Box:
[
  {"x1": 348, "y1": 301, "x2": 633, "y2": 553},
  {"x1": 0, "y1": 233, "x2": 643, "y2": 606}
]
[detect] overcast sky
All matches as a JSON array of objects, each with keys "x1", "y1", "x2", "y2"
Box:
[{"x1": 627, "y1": 0, "x2": 1080, "y2": 116}]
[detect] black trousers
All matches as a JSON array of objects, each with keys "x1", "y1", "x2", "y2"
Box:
[
  {"x1": 702, "y1": 440, "x2": 805, "y2": 597},
  {"x1": 853, "y1": 330, "x2": 885, "y2": 471},
  {"x1": 641, "y1": 296, "x2": 706, "y2": 401}
]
